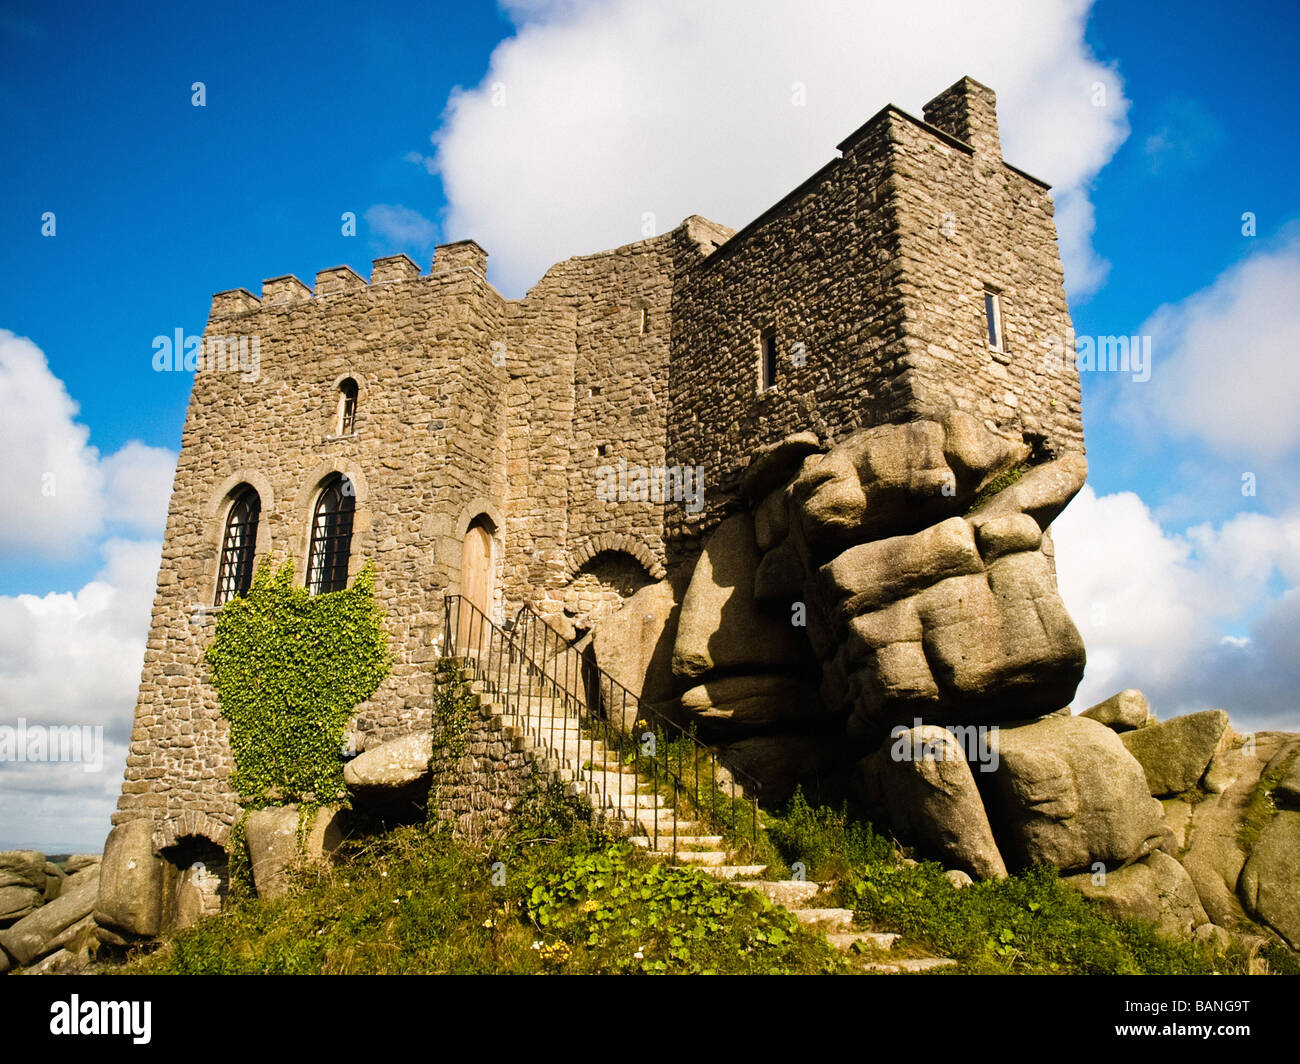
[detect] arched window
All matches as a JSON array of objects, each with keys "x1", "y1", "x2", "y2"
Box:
[
  {"x1": 337, "y1": 378, "x2": 358, "y2": 436},
  {"x1": 214, "y1": 486, "x2": 261, "y2": 605},
  {"x1": 306, "y1": 474, "x2": 355, "y2": 594}
]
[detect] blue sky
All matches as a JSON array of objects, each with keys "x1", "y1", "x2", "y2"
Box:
[{"x1": 1, "y1": 0, "x2": 1297, "y2": 850}]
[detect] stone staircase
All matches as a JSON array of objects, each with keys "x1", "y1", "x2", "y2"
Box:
[{"x1": 453, "y1": 652, "x2": 957, "y2": 973}]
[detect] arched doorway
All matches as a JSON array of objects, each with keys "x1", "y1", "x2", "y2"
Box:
[{"x1": 458, "y1": 518, "x2": 495, "y2": 655}]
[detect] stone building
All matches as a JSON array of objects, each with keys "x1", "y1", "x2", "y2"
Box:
[{"x1": 104, "y1": 76, "x2": 1086, "y2": 915}]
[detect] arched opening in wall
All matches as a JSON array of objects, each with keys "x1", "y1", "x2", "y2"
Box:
[
  {"x1": 562, "y1": 550, "x2": 653, "y2": 641},
  {"x1": 214, "y1": 485, "x2": 261, "y2": 605},
  {"x1": 306, "y1": 474, "x2": 356, "y2": 595},
  {"x1": 337, "y1": 377, "x2": 359, "y2": 436},
  {"x1": 457, "y1": 515, "x2": 496, "y2": 654},
  {"x1": 159, "y1": 835, "x2": 228, "y2": 934}
]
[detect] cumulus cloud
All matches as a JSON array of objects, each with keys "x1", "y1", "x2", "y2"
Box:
[
  {"x1": 1053, "y1": 485, "x2": 1300, "y2": 732},
  {"x1": 0, "y1": 329, "x2": 175, "y2": 560},
  {"x1": 429, "y1": 0, "x2": 1128, "y2": 296},
  {"x1": 364, "y1": 203, "x2": 440, "y2": 259},
  {"x1": 1127, "y1": 230, "x2": 1300, "y2": 460},
  {"x1": 0, "y1": 537, "x2": 161, "y2": 851}
]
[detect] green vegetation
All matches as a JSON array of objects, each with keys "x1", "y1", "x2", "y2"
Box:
[
  {"x1": 1238, "y1": 747, "x2": 1297, "y2": 853},
  {"x1": 966, "y1": 461, "x2": 1028, "y2": 513},
  {"x1": 205, "y1": 558, "x2": 390, "y2": 815},
  {"x1": 128, "y1": 793, "x2": 842, "y2": 975},
  {"x1": 765, "y1": 789, "x2": 1253, "y2": 975}
]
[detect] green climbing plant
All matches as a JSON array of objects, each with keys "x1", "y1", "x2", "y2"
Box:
[{"x1": 205, "y1": 558, "x2": 391, "y2": 821}]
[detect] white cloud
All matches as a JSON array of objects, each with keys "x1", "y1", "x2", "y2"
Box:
[
  {"x1": 429, "y1": 0, "x2": 1128, "y2": 296},
  {"x1": 1130, "y1": 230, "x2": 1300, "y2": 459},
  {"x1": 364, "y1": 203, "x2": 440, "y2": 258},
  {"x1": 0, "y1": 329, "x2": 175, "y2": 560},
  {"x1": 1053, "y1": 485, "x2": 1300, "y2": 732},
  {"x1": 0, "y1": 537, "x2": 161, "y2": 851}
]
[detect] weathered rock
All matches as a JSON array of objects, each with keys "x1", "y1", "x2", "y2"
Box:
[
  {"x1": 0, "y1": 866, "x2": 100, "y2": 966},
  {"x1": 858, "y1": 725, "x2": 1007, "y2": 880},
  {"x1": 741, "y1": 431, "x2": 823, "y2": 502},
  {"x1": 1121, "y1": 710, "x2": 1233, "y2": 796},
  {"x1": 966, "y1": 451, "x2": 1088, "y2": 530},
  {"x1": 43, "y1": 862, "x2": 65, "y2": 902},
  {"x1": 43, "y1": 912, "x2": 96, "y2": 956},
  {"x1": 589, "y1": 578, "x2": 680, "y2": 727},
  {"x1": 672, "y1": 514, "x2": 810, "y2": 681},
  {"x1": 19, "y1": 947, "x2": 81, "y2": 975},
  {"x1": 344, "y1": 731, "x2": 433, "y2": 792},
  {"x1": 0, "y1": 851, "x2": 46, "y2": 892},
  {"x1": 679, "y1": 674, "x2": 822, "y2": 736},
  {"x1": 970, "y1": 512, "x2": 1042, "y2": 563},
  {"x1": 63, "y1": 854, "x2": 100, "y2": 875},
  {"x1": 245, "y1": 804, "x2": 344, "y2": 900},
  {"x1": 1160, "y1": 798, "x2": 1193, "y2": 854},
  {"x1": 717, "y1": 733, "x2": 828, "y2": 805},
  {"x1": 944, "y1": 869, "x2": 974, "y2": 889},
  {"x1": 1193, "y1": 923, "x2": 1233, "y2": 950},
  {"x1": 982, "y1": 714, "x2": 1165, "y2": 872},
  {"x1": 0, "y1": 885, "x2": 43, "y2": 923},
  {"x1": 821, "y1": 517, "x2": 984, "y2": 621},
  {"x1": 1081, "y1": 689, "x2": 1151, "y2": 732},
  {"x1": 919, "y1": 551, "x2": 1085, "y2": 711},
  {"x1": 1274, "y1": 753, "x2": 1300, "y2": 806},
  {"x1": 93, "y1": 819, "x2": 165, "y2": 940},
  {"x1": 1239, "y1": 809, "x2": 1300, "y2": 950},
  {"x1": 1063, "y1": 850, "x2": 1208, "y2": 938}
]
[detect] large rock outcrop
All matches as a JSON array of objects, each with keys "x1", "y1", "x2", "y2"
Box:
[{"x1": 980, "y1": 714, "x2": 1165, "y2": 873}]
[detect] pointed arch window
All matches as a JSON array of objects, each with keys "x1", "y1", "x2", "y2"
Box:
[
  {"x1": 214, "y1": 486, "x2": 261, "y2": 605},
  {"x1": 306, "y1": 474, "x2": 355, "y2": 595},
  {"x1": 337, "y1": 377, "x2": 358, "y2": 436}
]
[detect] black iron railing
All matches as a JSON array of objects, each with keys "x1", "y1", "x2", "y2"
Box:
[{"x1": 441, "y1": 594, "x2": 760, "y2": 855}]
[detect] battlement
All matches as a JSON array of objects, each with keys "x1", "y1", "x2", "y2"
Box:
[{"x1": 209, "y1": 242, "x2": 493, "y2": 319}]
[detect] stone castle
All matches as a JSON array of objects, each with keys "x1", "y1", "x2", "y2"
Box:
[
  {"x1": 0, "y1": 73, "x2": 1274, "y2": 971},
  {"x1": 80, "y1": 74, "x2": 1290, "y2": 954}
]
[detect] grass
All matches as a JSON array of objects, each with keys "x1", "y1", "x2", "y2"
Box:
[
  {"x1": 121, "y1": 782, "x2": 1285, "y2": 977},
  {"x1": 125, "y1": 785, "x2": 843, "y2": 976},
  {"x1": 764, "y1": 789, "x2": 1259, "y2": 976}
]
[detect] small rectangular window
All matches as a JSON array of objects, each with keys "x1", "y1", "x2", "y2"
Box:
[
  {"x1": 984, "y1": 290, "x2": 1003, "y2": 351},
  {"x1": 638, "y1": 308, "x2": 648, "y2": 335},
  {"x1": 759, "y1": 327, "x2": 778, "y2": 392}
]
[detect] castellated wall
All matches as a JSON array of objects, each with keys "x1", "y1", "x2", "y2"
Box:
[
  {"x1": 115, "y1": 249, "x2": 511, "y2": 835},
  {"x1": 667, "y1": 76, "x2": 1083, "y2": 546}
]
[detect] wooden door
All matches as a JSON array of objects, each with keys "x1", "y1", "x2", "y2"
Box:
[{"x1": 458, "y1": 523, "x2": 493, "y2": 655}]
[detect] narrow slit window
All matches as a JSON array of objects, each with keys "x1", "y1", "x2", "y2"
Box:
[
  {"x1": 338, "y1": 378, "x2": 358, "y2": 435},
  {"x1": 306, "y1": 475, "x2": 356, "y2": 595},
  {"x1": 759, "y1": 327, "x2": 778, "y2": 392},
  {"x1": 638, "y1": 308, "x2": 648, "y2": 335},
  {"x1": 214, "y1": 487, "x2": 261, "y2": 606},
  {"x1": 984, "y1": 290, "x2": 1003, "y2": 350}
]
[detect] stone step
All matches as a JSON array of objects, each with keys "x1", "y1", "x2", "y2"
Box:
[
  {"x1": 629, "y1": 835, "x2": 724, "y2": 850},
  {"x1": 793, "y1": 908, "x2": 856, "y2": 930},
  {"x1": 826, "y1": 930, "x2": 898, "y2": 952},
  {"x1": 671, "y1": 850, "x2": 729, "y2": 867},
  {"x1": 698, "y1": 865, "x2": 768, "y2": 880},
  {"x1": 862, "y1": 957, "x2": 957, "y2": 974},
  {"x1": 733, "y1": 880, "x2": 821, "y2": 907}
]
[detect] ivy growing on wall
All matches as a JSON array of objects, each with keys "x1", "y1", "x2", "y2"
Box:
[{"x1": 205, "y1": 558, "x2": 391, "y2": 817}]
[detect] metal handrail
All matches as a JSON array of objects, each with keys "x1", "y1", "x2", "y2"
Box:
[{"x1": 440, "y1": 594, "x2": 760, "y2": 853}]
